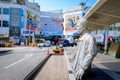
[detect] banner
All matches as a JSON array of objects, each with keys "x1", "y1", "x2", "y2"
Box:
[
  {"x1": 64, "y1": 14, "x2": 80, "y2": 31},
  {"x1": 40, "y1": 17, "x2": 63, "y2": 35},
  {"x1": 26, "y1": 11, "x2": 40, "y2": 31}
]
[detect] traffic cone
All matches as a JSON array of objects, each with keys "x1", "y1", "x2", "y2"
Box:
[
  {"x1": 46, "y1": 49, "x2": 50, "y2": 56},
  {"x1": 59, "y1": 48, "x2": 62, "y2": 55}
]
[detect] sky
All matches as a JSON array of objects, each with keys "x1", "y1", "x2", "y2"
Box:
[{"x1": 29, "y1": 0, "x2": 97, "y2": 11}]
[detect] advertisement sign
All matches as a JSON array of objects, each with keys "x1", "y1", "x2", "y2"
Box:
[
  {"x1": 40, "y1": 17, "x2": 63, "y2": 35},
  {"x1": 94, "y1": 34, "x2": 104, "y2": 43},
  {"x1": 0, "y1": 28, "x2": 9, "y2": 38},
  {"x1": 17, "y1": 0, "x2": 26, "y2": 5},
  {"x1": 26, "y1": 11, "x2": 40, "y2": 31},
  {"x1": 64, "y1": 14, "x2": 80, "y2": 31},
  {"x1": 0, "y1": 34, "x2": 8, "y2": 38}
]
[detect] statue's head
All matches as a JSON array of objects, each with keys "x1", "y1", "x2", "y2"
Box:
[{"x1": 75, "y1": 18, "x2": 88, "y2": 34}]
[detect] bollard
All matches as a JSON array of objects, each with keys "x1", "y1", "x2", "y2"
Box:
[
  {"x1": 46, "y1": 49, "x2": 50, "y2": 56},
  {"x1": 59, "y1": 48, "x2": 62, "y2": 55}
]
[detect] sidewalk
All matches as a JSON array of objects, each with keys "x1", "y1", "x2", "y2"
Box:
[
  {"x1": 64, "y1": 47, "x2": 120, "y2": 80},
  {"x1": 34, "y1": 55, "x2": 69, "y2": 80}
]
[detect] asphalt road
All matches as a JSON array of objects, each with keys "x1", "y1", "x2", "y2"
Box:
[{"x1": 0, "y1": 47, "x2": 49, "y2": 80}]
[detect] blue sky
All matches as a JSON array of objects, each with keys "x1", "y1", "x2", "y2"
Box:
[{"x1": 29, "y1": 0, "x2": 97, "y2": 11}]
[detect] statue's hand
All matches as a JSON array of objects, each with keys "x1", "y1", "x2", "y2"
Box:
[{"x1": 75, "y1": 68, "x2": 84, "y2": 80}]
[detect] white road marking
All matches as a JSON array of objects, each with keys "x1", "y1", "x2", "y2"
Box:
[{"x1": 4, "y1": 54, "x2": 33, "y2": 69}]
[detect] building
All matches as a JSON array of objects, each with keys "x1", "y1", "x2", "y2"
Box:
[{"x1": 0, "y1": 0, "x2": 40, "y2": 45}]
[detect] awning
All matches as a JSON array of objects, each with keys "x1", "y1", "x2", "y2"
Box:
[{"x1": 84, "y1": 0, "x2": 120, "y2": 31}]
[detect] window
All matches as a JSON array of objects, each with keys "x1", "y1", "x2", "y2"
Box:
[
  {"x1": 0, "y1": 21, "x2": 1, "y2": 27},
  {"x1": 0, "y1": 8, "x2": 1, "y2": 14},
  {"x1": 3, "y1": 8, "x2": 9, "y2": 14},
  {"x1": 9, "y1": 26, "x2": 20, "y2": 36},
  {"x1": 2, "y1": 21, "x2": 9, "y2": 27},
  {"x1": 118, "y1": 26, "x2": 120, "y2": 31}
]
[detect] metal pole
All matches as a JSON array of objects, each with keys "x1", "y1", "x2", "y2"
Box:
[
  {"x1": 104, "y1": 26, "x2": 109, "y2": 55},
  {"x1": 29, "y1": 26, "x2": 30, "y2": 45}
]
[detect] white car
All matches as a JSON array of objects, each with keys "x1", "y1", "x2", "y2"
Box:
[
  {"x1": 44, "y1": 41, "x2": 51, "y2": 47},
  {"x1": 38, "y1": 41, "x2": 51, "y2": 47}
]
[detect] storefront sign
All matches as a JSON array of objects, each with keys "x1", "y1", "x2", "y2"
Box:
[{"x1": 0, "y1": 34, "x2": 8, "y2": 38}]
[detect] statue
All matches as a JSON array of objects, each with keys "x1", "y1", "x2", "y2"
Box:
[{"x1": 73, "y1": 18, "x2": 97, "y2": 80}]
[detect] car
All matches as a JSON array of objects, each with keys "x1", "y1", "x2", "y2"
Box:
[
  {"x1": 38, "y1": 40, "x2": 51, "y2": 47},
  {"x1": 44, "y1": 41, "x2": 51, "y2": 47},
  {"x1": 60, "y1": 40, "x2": 77, "y2": 47},
  {"x1": 38, "y1": 42, "x2": 44, "y2": 47}
]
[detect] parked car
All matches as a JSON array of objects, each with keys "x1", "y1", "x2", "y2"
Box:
[
  {"x1": 44, "y1": 41, "x2": 51, "y2": 47},
  {"x1": 60, "y1": 40, "x2": 77, "y2": 47},
  {"x1": 38, "y1": 40, "x2": 51, "y2": 47}
]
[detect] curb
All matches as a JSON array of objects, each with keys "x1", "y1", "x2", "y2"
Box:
[
  {"x1": 64, "y1": 51, "x2": 76, "y2": 80},
  {"x1": 24, "y1": 54, "x2": 52, "y2": 80}
]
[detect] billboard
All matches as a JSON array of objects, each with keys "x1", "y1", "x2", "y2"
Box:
[
  {"x1": 0, "y1": 28, "x2": 9, "y2": 38},
  {"x1": 40, "y1": 17, "x2": 63, "y2": 35},
  {"x1": 64, "y1": 14, "x2": 80, "y2": 31},
  {"x1": 26, "y1": 11, "x2": 40, "y2": 31}
]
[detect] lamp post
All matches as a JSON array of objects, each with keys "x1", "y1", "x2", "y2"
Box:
[{"x1": 28, "y1": 26, "x2": 31, "y2": 45}]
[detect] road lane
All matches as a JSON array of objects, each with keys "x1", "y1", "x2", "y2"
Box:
[
  {"x1": 0, "y1": 47, "x2": 50, "y2": 80},
  {"x1": 4, "y1": 54, "x2": 33, "y2": 69}
]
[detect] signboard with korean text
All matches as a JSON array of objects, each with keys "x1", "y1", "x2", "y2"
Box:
[{"x1": 40, "y1": 17, "x2": 63, "y2": 35}]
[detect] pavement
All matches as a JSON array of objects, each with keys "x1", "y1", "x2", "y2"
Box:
[{"x1": 64, "y1": 47, "x2": 120, "y2": 80}]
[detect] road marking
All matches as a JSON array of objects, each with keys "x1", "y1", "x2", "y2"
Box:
[{"x1": 4, "y1": 54, "x2": 33, "y2": 69}]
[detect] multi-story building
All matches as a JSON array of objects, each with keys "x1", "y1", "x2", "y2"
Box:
[{"x1": 0, "y1": 0, "x2": 40, "y2": 45}]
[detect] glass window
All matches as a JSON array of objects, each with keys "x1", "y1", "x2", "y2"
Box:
[
  {"x1": 118, "y1": 26, "x2": 120, "y2": 31},
  {"x1": 0, "y1": 8, "x2": 1, "y2": 14},
  {"x1": 0, "y1": 21, "x2": 1, "y2": 27},
  {"x1": 2, "y1": 21, "x2": 9, "y2": 27},
  {"x1": 3, "y1": 8, "x2": 9, "y2": 14}
]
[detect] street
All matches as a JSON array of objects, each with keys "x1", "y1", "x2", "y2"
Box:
[{"x1": 0, "y1": 47, "x2": 49, "y2": 80}]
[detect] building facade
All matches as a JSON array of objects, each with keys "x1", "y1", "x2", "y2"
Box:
[{"x1": 0, "y1": 0, "x2": 40, "y2": 45}]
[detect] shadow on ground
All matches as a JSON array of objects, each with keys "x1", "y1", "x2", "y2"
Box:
[{"x1": 0, "y1": 50, "x2": 12, "y2": 56}]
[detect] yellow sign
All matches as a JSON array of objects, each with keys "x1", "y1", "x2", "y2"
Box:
[{"x1": 4, "y1": 34, "x2": 8, "y2": 37}]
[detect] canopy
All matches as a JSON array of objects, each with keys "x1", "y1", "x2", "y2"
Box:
[{"x1": 84, "y1": 0, "x2": 120, "y2": 31}]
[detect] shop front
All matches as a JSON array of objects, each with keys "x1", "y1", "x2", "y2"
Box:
[{"x1": 0, "y1": 34, "x2": 9, "y2": 47}]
